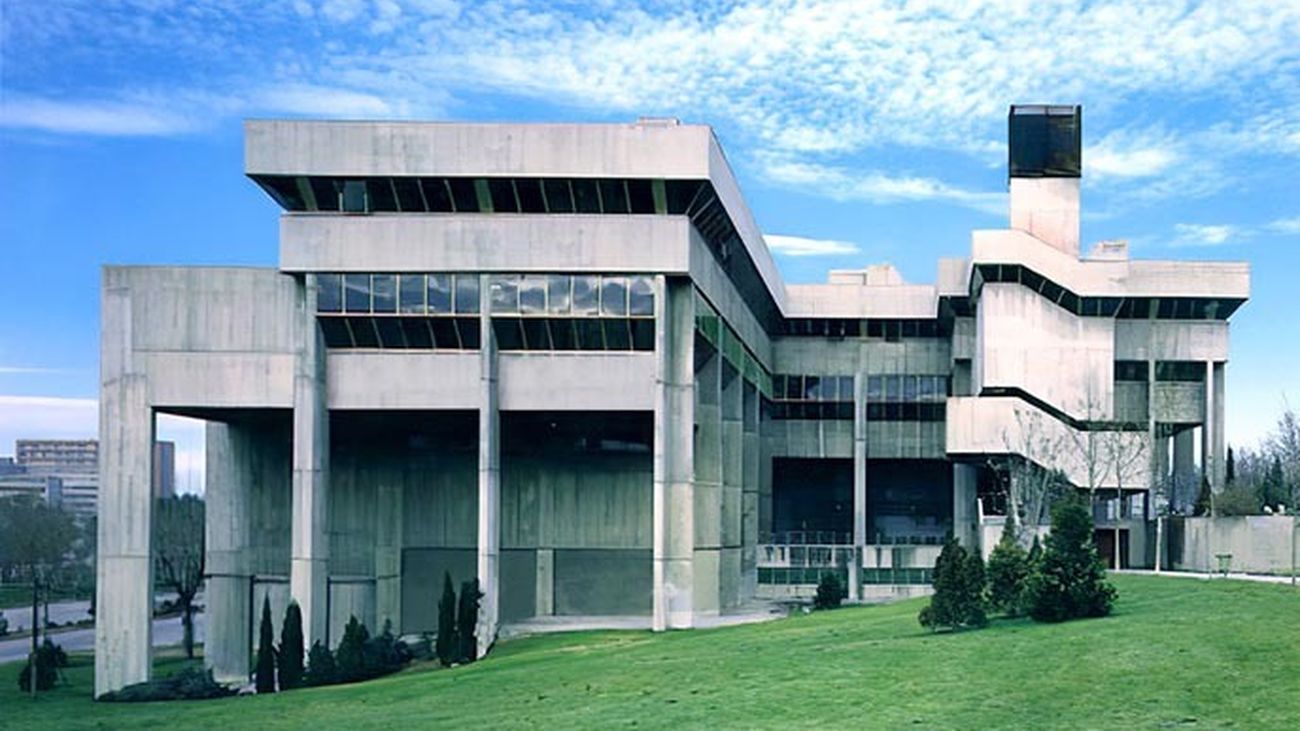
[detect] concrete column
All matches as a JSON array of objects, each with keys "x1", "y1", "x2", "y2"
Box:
[
  {"x1": 477, "y1": 274, "x2": 501, "y2": 656},
  {"x1": 1174, "y1": 429, "x2": 1196, "y2": 510},
  {"x1": 740, "y1": 382, "x2": 760, "y2": 601},
  {"x1": 95, "y1": 275, "x2": 156, "y2": 697},
  {"x1": 693, "y1": 340, "x2": 723, "y2": 616},
  {"x1": 953, "y1": 464, "x2": 979, "y2": 552},
  {"x1": 850, "y1": 373, "x2": 866, "y2": 601},
  {"x1": 653, "y1": 276, "x2": 695, "y2": 630},
  {"x1": 291, "y1": 274, "x2": 330, "y2": 650},
  {"x1": 374, "y1": 481, "x2": 403, "y2": 632},
  {"x1": 1212, "y1": 362, "x2": 1226, "y2": 490},
  {"x1": 719, "y1": 361, "x2": 744, "y2": 610},
  {"x1": 205, "y1": 422, "x2": 253, "y2": 683}
]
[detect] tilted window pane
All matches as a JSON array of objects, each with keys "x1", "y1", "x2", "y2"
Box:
[
  {"x1": 344, "y1": 274, "x2": 370, "y2": 313},
  {"x1": 547, "y1": 275, "x2": 572, "y2": 314},
  {"x1": 520, "y1": 275, "x2": 547, "y2": 314},
  {"x1": 628, "y1": 276, "x2": 655, "y2": 316},
  {"x1": 454, "y1": 275, "x2": 480, "y2": 314},
  {"x1": 399, "y1": 274, "x2": 425, "y2": 314},
  {"x1": 427, "y1": 274, "x2": 452, "y2": 314},
  {"x1": 372, "y1": 274, "x2": 397, "y2": 313},
  {"x1": 572, "y1": 276, "x2": 599, "y2": 315},
  {"x1": 490, "y1": 275, "x2": 520, "y2": 313},
  {"x1": 600, "y1": 276, "x2": 628, "y2": 316},
  {"x1": 317, "y1": 273, "x2": 342, "y2": 312}
]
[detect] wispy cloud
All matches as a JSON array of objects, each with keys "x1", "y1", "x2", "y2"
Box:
[
  {"x1": 1266, "y1": 216, "x2": 1300, "y2": 235},
  {"x1": 764, "y1": 234, "x2": 860, "y2": 258},
  {"x1": 760, "y1": 156, "x2": 1006, "y2": 215},
  {"x1": 1087, "y1": 127, "x2": 1181, "y2": 181},
  {"x1": 1170, "y1": 223, "x2": 1240, "y2": 247},
  {"x1": 0, "y1": 366, "x2": 85, "y2": 375},
  {"x1": 0, "y1": 95, "x2": 201, "y2": 136}
]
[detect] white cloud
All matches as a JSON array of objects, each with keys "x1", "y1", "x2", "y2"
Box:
[
  {"x1": 764, "y1": 234, "x2": 860, "y2": 257},
  {"x1": 761, "y1": 156, "x2": 1005, "y2": 215},
  {"x1": 1266, "y1": 216, "x2": 1300, "y2": 235},
  {"x1": 253, "y1": 84, "x2": 396, "y2": 117},
  {"x1": 1087, "y1": 128, "x2": 1181, "y2": 180},
  {"x1": 0, "y1": 366, "x2": 83, "y2": 375},
  {"x1": 0, "y1": 95, "x2": 200, "y2": 136},
  {"x1": 1171, "y1": 223, "x2": 1238, "y2": 247}
]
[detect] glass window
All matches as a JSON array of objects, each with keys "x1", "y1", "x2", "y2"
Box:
[
  {"x1": 785, "y1": 375, "x2": 802, "y2": 400},
  {"x1": 884, "y1": 376, "x2": 900, "y2": 403},
  {"x1": 628, "y1": 276, "x2": 655, "y2": 316},
  {"x1": 372, "y1": 274, "x2": 397, "y2": 313},
  {"x1": 573, "y1": 276, "x2": 599, "y2": 315},
  {"x1": 773, "y1": 375, "x2": 787, "y2": 400},
  {"x1": 341, "y1": 180, "x2": 366, "y2": 212},
  {"x1": 317, "y1": 273, "x2": 342, "y2": 312},
  {"x1": 604, "y1": 319, "x2": 631, "y2": 350},
  {"x1": 366, "y1": 179, "x2": 397, "y2": 212},
  {"x1": 454, "y1": 275, "x2": 480, "y2": 314},
  {"x1": 515, "y1": 179, "x2": 546, "y2": 213},
  {"x1": 543, "y1": 179, "x2": 573, "y2": 213},
  {"x1": 803, "y1": 376, "x2": 821, "y2": 401},
  {"x1": 867, "y1": 376, "x2": 883, "y2": 402},
  {"x1": 448, "y1": 178, "x2": 478, "y2": 212},
  {"x1": 599, "y1": 179, "x2": 629, "y2": 213},
  {"x1": 627, "y1": 179, "x2": 655, "y2": 214},
  {"x1": 547, "y1": 275, "x2": 571, "y2": 314},
  {"x1": 490, "y1": 275, "x2": 520, "y2": 313},
  {"x1": 601, "y1": 276, "x2": 628, "y2": 316},
  {"x1": 903, "y1": 376, "x2": 918, "y2": 402},
  {"x1": 393, "y1": 179, "x2": 424, "y2": 211},
  {"x1": 838, "y1": 376, "x2": 855, "y2": 403},
  {"x1": 520, "y1": 275, "x2": 546, "y2": 314},
  {"x1": 571, "y1": 179, "x2": 601, "y2": 213},
  {"x1": 548, "y1": 318, "x2": 576, "y2": 349},
  {"x1": 428, "y1": 274, "x2": 452, "y2": 314},
  {"x1": 344, "y1": 274, "x2": 370, "y2": 313},
  {"x1": 487, "y1": 179, "x2": 518, "y2": 213},
  {"x1": 421, "y1": 178, "x2": 453, "y2": 212},
  {"x1": 399, "y1": 275, "x2": 425, "y2": 314}
]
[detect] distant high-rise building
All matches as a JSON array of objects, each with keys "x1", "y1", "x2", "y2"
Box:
[
  {"x1": 9, "y1": 438, "x2": 177, "y2": 515},
  {"x1": 152, "y1": 441, "x2": 176, "y2": 499}
]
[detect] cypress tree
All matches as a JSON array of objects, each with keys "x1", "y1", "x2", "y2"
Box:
[
  {"x1": 335, "y1": 615, "x2": 369, "y2": 682},
  {"x1": 254, "y1": 596, "x2": 276, "y2": 693},
  {"x1": 304, "y1": 640, "x2": 337, "y2": 687},
  {"x1": 919, "y1": 536, "x2": 985, "y2": 631},
  {"x1": 278, "y1": 601, "x2": 305, "y2": 690},
  {"x1": 987, "y1": 515, "x2": 1030, "y2": 617},
  {"x1": 435, "y1": 572, "x2": 458, "y2": 666},
  {"x1": 457, "y1": 579, "x2": 484, "y2": 663},
  {"x1": 1028, "y1": 497, "x2": 1117, "y2": 622},
  {"x1": 1194, "y1": 476, "x2": 1214, "y2": 517}
]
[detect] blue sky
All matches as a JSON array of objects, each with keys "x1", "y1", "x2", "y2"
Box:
[{"x1": 1, "y1": 1, "x2": 1298, "y2": 488}]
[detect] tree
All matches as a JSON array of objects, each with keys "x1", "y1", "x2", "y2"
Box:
[
  {"x1": 1226, "y1": 446, "x2": 1236, "y2": 486},
  {"x1": 919, "y1": 537, "x2": 986, "y2": 631},
  {"x1": 435, "y1": 572, "x2": 457, "y2": 666},
  {"x1": 986, "y1": 515, "x2": 1031, "y2": 617},
  {"x1": 336, "y1": 615, "x2": 370, "y2": 682},
  {"x1": 278, "y1": 601, "x2": 305, "y2": 690},
  {"x1": 1263, "y1": 455, "x2": 1287, "y2": 510},
  {"x1": 1027, "y1": 498, "x2": 1117, "y2": 622},
  {"x1": 813, "y1": 571, "x2": 846, "y2": 610},
  {"x1": 457, "y1": 579, "x2": 484, "y2": 663},
  {"x1": 996, "y1": 408, "x2": 1072, "y2": 530},
  {"x1": 154, "y1": 495, "x2": 205, "y2": 659},
  {"x1": 255, "y1": 596, "x2": 276, "y2": 693},
  {"x1": 304, "y1": 640, "x2": 337, "y2": 687},
  {"x1": 1193, "y1": 477, "x2": 1214, "y2": 517},
  {"x1": 0, "y1": 496, "x2": 75, "y2": 699}
]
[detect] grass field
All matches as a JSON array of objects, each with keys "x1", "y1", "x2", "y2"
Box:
[{"x1": 3, "y1": 574, "x2": 1298, "y2": 729}]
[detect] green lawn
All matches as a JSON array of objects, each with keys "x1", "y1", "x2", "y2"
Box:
[{"x1": 3, "y1": 575, "x2": 1298, "y2": 729}]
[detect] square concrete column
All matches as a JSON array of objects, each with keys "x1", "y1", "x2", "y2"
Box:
[
  {"x1": 719, "y1": 361, "x2": 744, "y2": 610},
  {"x1": 850, "y1": 373, "x2": 866, "y2": 601},
  {"x1": 96, "y1": 277, "x2": 156, "y2": 697},
  {"x1": 476, "y1": 275, "x2": 501, "y2": 655},
  {"x1": 693, "y1": 341, "x2": 724, "y2": 616},
  {"x1": 375, "y1": 481, "x2": 403, "y2": 632},
  {"x1": 205, "y1": 421, "x2": 253, "y2": 683},
  {"x1": 953, "y1": 464, "x2": 979, "y2": 551},
  {"x1": 1211, "y1": 362, "x2": 1226, "y2": 489},
  {"x1": 1202, "y1": 361, "x2": 1226, "y2": 491},
  {"x1": 291, "y1": 274, "x2": 330, "y2": 649},
  {"x1": 740, "y1": 382, "x2": 760, "y2": 601},
  {"x1": 654, "y1": 276, "x2": 695, "y2": 630}
]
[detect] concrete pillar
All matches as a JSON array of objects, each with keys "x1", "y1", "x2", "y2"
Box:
[
  {"x1": 654, "y1": 276, "x2": 695, "y2": 630},
  {"x1": 95, "y1": 275, "x2": 156, "y2": 697},
  {"x1": 477, "y1": 274, "x2": 501, "y2": 655},
  {"x1": 720, "y1": 361, "x2": 744, "y2": 610},
  {"x1": 291, "y1": 274, "x2": 330, "y2": 650},
  {"x1": 693, "y1": 340, "x2": 723, "y2": 616},
  {"x1": 953, "y1": 463, "x2": 979, "y2": 552},
  {"x1": 205, "y1": 422, "x2": 253, "y2": 683},
  {"x1": 1174, "y1": 429, "x2": 1196, "y2": 510},
  {"x1": 374, "y1": 481, "x2": 403, "y2": 632},
  {"x1": 850, "y1": 373, "x2": 866, "y2": 601},
  {"x1": 740, "y1": 382, "x2": 760, "y2": 601},
  {"x1": 1212, "y1": 362, "x2": 1226, "y2": 490}
]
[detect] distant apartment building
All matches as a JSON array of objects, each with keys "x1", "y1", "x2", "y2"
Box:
[{"x1": 3, "y1": 438, "x2": 176, "y2": 516}]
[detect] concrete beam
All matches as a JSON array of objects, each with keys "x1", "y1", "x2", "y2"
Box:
[{"x1": 291, "y1": 275, "x2": 330, "y2": 649}]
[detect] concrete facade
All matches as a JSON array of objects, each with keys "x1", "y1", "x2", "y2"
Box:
[{"x1": 96, "y1": 108, "x2": 1248, "y2": 696}]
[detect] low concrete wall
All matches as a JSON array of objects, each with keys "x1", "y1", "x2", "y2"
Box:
[{"x1": 1173, "y1": 516, "x2": 1299, "y2": 574}]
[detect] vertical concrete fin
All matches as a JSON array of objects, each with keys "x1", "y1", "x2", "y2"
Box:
[
  {"x1": 654, "y1": 276, "x2": 695, "y2": 629},
  {"x1": 477, "y1": 274, "x2": 501, "y2": 655},
  {"x1": 291, "y1": 274, "x2": 330, "y2": 648}
]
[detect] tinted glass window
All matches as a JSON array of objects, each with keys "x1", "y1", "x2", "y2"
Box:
[
  {"x1": 372, "y1": 274, "x2": 397, "y2": 313},
  {"x1": 839, "y1": 376, "x2": 855, "y2": 402},
  {"x1": 547, "y1": 275, "x2": 571, "y2": 314},
  {"x1": 428, "y1": 274, "x2": 452, "y2": 314},
  {"x1": 572, "y1": 276, "x2": 599, "y2": 315},
  {"x1": 628, "y1": 276, "x2": 654, "y2": 316},
  {"x1": 515, "y1": 179, "x2": 546, "y2": 213},
  {"x1": 488, "y1": 179, "x2": 518, "y2": 213},
  {"x1": 600, "y1": 276, "x2": 628, "y2": 316},
  {"x1": 604, "y1": 319, "x2": 631, "y2": 350},
  {"x1": 341, "y1": 180, "x2": 366, "y2": 212},
  {"x1": 490, "y1": 275, "x2": 519, "y2": 313},
  {"x1": 310, "y1": 179, "x2": 339, "y2": 211},
  {"x1": 543, "y1": 179, "x2": 573, "y2": 213},
  {"x1": 393, "y1": 179, "x2": 424, "y2": 211},
  {"x1": 366, "y1": 179, "x2": 398, "y2": 212},
  {"x1": 571, "y1": 179, "x2": 601, "y2": 213},
  {"x1": 421, "y1": 179, "x2": 453, "y2": 212},
  {"x1": 627, "y1": 179, "x2": 655, "y2": 213},
  {"x1": 344, "y1": 274, "x2": 370, "y2": 312},
  {"x1": 519, "y1": 275, "x2": 546, "y2": 314},
  {"x1": 401, "y1": 319, "x2": 433, "y2": 348},
  {"x1": 399, "y1": 275, "x2": 425, "y2": 314},
  {"x1": 448, "y1": 178, "x2": 478, "y2": 212},
  {"x1": 317, "y1": 273, "x2": 342, "y2": 312},
  {"x1": 320, "y1": 317, "x2": 351, "y2": 347},
  {"x1": 599, "y1": 179, "x2": 629, "y2": 213},
  {"x1": 455, "y1": 275, "x2": 480, "y2": 314},
  {"x1": 548, "y1": 319, "x2": 576, "y2": 350}
]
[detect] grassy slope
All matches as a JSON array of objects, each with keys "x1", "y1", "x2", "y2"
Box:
[{"x1": 3, "y1": 575, "x2": 1298, "y2": 730}]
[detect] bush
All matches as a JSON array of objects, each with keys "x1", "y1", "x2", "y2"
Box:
[
  {"x1": 362, "y1": 620, "x2": 411, "y2": 677},
  {"x1": 1028, "y1": 498, "x2": 1117, "y2": 622},
  {"x1": 278, "y1": 601, "x2": 305, "y2": 690},
  {"x1": 304, "y1": 640, "x2": 337, "y2": 687},
  {"x1": 813, "y1": 571, "x2": 846, "y2": 610},
  {"x1": 986, "y1": 517, "x2": 1031, "y2": 617},
  {"x1": 18, "y1": 639, "x2": 64, "y2": 692},
  {"x1": 919, "y1": 536, "x2": 987, "y2": 632},
  {"x1": 100, "y1": 666, "x2": 235, "y2": 702},
  {"x1": 457, "y1": 579, "x2": 484, "y2": 663},
  {"x1": 435, "y1": 572, "x2": 457, "y2": 667},
  {"x1": 254, "y1": 596, "x2": 276, "y2": 693},
  {"x1": 335, "y1": 615, "x2": 370, "y2": 683}
]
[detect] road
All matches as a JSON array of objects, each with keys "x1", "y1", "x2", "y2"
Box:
[{"x1": 0, "y1": 605, "x2": 204, "y2": 665}]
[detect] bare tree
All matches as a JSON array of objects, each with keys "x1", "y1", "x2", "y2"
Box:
[
  {"x1": 995, "y1": 406, "x2": 1071, "y2": 535},
  {"x1": 154, "y1": 495, "x2": 205, "y2": 659}
]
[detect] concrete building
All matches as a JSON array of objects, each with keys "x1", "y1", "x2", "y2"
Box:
[
  {"x1": 94, "y1": 105, "x2": 1247, "y2": 696},
  {"x1": 8, "y1": 439, "x2": 175, "y2": 516}
]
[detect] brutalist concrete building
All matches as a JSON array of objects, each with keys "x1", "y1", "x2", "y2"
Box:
[{"x1": 95, "y1": 106, "x2": 1248, "y2": 695}]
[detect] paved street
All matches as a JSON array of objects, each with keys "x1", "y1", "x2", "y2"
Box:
[{"x1": 0, "y1": 597, "x2": 202, "y2": 665}]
